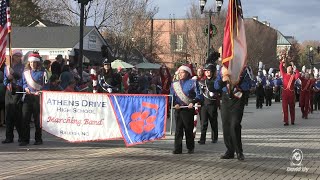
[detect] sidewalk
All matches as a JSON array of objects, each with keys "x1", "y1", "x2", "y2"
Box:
[{"x1": 0, "y1": 98, "x2": 319, "y2": 179}]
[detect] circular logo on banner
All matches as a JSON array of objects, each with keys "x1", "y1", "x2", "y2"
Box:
[{"x1": 291, "y1": 149, "x2": 303, "y2": 166}]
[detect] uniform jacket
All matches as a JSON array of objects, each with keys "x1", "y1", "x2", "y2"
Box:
[
  {"x1": 279, "y1": 62, "x2": 300, "y2": 92},
  {"x1": 4, "y1": 63, "x2": 25, "y2": 89},
  {"x1": 170, "y1": 78, "x2": 202, "y2": 106}
]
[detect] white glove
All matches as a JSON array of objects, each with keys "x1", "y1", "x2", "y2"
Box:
[
  {"x1": 107, "y1": 88, "x2": 112, "y2": 93},
  {"x1": 92, "y1": 80, "x2": 97, "y2": 86}
]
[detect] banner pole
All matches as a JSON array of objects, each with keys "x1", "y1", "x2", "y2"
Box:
[{"x1": 169, "y1": 95, "x2": 174, "y2": 135}]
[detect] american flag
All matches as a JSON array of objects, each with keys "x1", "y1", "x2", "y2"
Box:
[{"x1": 0, "y1": 0, "x2": 10, "y2": 67}]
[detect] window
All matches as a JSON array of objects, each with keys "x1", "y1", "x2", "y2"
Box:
[
  {"x1": 88, "y1": 35, "x2": 96, "y2": 49},
  {"x1": 170, "y1": 34, "x2": 186, "y2": 53}
]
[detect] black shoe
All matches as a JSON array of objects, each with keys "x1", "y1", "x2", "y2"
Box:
[
  {"x1": 284, "y1": 123, "x2": 289, "y2": 126},
  {"x1": 237, "y1": 153, "x2": 245, "y2": 161},
  {"x1": 220, "y1": 153, "x2": 234, "y2": 159},
  {"x1": 291, "y1": 122, "x2": 295, "y2": 125},
  {"x1": 187, "y1": 149, "x2": 194, "y2": 154},
  {"x1": 2, "y1": 139, "x2": 13, "y2": 144},
  {"x1": 211, "y1": 140, "x2": 217, "y2": 143},
  {"x1": 19, "y1": 142, "x2": 29, "y2": 146},
  {"x1": 34, "y1": 140, "x2": 43, "y2": 145},
  {"x1": 198, "y1": 141, "x2": 205, "y2": 145},
  {"x1": 172, "y1": 150, "x2": 182, "y2": 154}
]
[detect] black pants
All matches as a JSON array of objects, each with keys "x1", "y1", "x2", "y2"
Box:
[
  {"x1": 4, "y1": 91, "x2": 22, "y2": 141},
  {"x1": 274, "y1": 88, "x2": 281, "y2": 102},
  {"x1": 243, "y1": 91, "x2": 249, "y2": 106},
  {"x1": 265, "y1": 88, "x2": 273, "y2": 106},
  {"x1": 21, "y1": 95, "x2": 42, "y2": 143},
  {"x1": 221, "y1": 93, "x2": 245, "y2": 155},
  {"x1": 314, "y1": 92, "x2": 320, "y2": 110},
  {"x1": 256, "y1": 95, "x2": 264, "y2": 108},
  {"x1": 199, "y1": 103, "x2": 218, "y2": 142},
  {"x1": 174, "y1": 108, "x2": 195, "y2": 152}
]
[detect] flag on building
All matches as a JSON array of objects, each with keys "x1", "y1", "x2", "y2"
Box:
[
  {"x1": 0, "y1": 0, "x2": 10, "y2": 67},
  {"x1": 222, "y1": 0, "x2": 247, "y2": 85}
]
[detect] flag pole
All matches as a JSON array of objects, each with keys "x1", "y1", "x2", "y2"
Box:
[
  {"x1": 7, "y1": 0, "x2": 12, "y2": 67},
  {"x1": 8, "y1": 29, "x2": 12, "y2": 67}
]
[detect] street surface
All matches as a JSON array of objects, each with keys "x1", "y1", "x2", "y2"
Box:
[{"x1": 0, "y1": 98, "x2": 320, "y2": 180}]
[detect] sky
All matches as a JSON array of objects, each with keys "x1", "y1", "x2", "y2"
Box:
[{"x1": 151, "y1": 0, "x2": 320, "y2": 42}]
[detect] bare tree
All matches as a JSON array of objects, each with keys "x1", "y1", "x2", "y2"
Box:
[
  {"x1": 299, "y1": 40, "x2": 320, "y2": 68},
  {"x1": 37, "y1": 0, "x2": 159, "y2": 62},
  {"x1": 184, "y1": 3, "x2": 226, "y2": 67},
  {"x1": 36, "y1": 0, "x2": 79, "y2": 25},
  {"x1": 244, "y1": 19, "x2": 277, "y2": 73},
  {"x1": 287, "y1": 40, "x2": 301, "y2": 67}
]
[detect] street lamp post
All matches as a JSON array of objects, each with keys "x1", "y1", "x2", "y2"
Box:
[
  {"x1": 309, "y1": 46, "x2": 314, "y2": 70},
  {"x1": 199, "y1": 0, "x2": 223, "y2": 61},
  {"x1": 74, "y1": 0, "x2": 92, "y2": 82}
]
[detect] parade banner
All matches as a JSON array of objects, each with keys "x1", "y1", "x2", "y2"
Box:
[
  {"x1": 41, "y1": 92, "x2": 167, "y2": 146},
  {"x1": 41, "y1": 91, "x2": 122, "y2": 142}
]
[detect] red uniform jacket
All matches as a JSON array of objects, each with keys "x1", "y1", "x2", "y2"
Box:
[{"x1": 279, "y1": 62, "x2": 300, "y2": 93}]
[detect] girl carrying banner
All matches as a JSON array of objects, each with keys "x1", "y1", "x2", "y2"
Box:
[
  {"x1": 170, "y1": 65, "x2": 202, "y2": 154},
  {"x1": 20, "y1": 53, "x2": 48, "y2": 146}
]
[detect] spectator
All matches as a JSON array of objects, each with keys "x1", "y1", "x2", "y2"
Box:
[
  {"x1": 43, "y1": 60, "x2": 52, "y2": 83},
  {"x1": 48, "y1": 74, "x2": 63, "y2": 91},
  {"x1": 64, "y1": 79, "x2": 77, "y2": 92},
  {"x1": 51, "y1": 54, "x2": 65, "y2": 76},
  {"x1": 59, "y1": 65, "x2": 74, "y2": 90}
]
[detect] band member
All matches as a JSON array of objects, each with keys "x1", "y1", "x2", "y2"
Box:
[
  {"x1": 196, "y1": 68, "x2": 206, "y2": 81},
  {"x1": 313, "y1": 77, "x2": 320, "y2": 111},
  {"x1": 265, "y1": 75, "x2": 274, "y2": 106},
  {"x1": 299, "y1": 72, "x2": 312, "y2": 119},
  {"x1": 215, "y1": 65, "x2": 251, "y2": 161},
  {"x1": 20, "y1": 53, "x2": 48, "y2": 146},
  {"x1": 2, "y1": 50, "x2": 24, "y2": 144},
  {"x1": 170, "y1": 65, "x2": 202, "y2": 154},
  {"x1": 256, "y1": 72, "x2": 265, "y2": 109},
  {"x1": 244, "y1": 66, "x2": 254, "y2": 106},
  {"x1": 273, "y1": 73, "x2": 282, "y2": 102},
  {"x1": 98, "y1": 58, "x2": 121, "y2": 93},
  {"x1": 279, "y1": 60, "x2": 300, "y2": 126},
  {"x1": 309, "y1": 73, "x2": 316, "y2": 113},
  {"x1": 198, "y1": 63, "x2": 219, "y2": 144}
]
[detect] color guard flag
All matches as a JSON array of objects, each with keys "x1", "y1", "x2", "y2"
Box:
[
  {"x1": 222, "y1": 0, "x2": 247, "y2": 85},
  {"x1": 109, "y1": 95, "x2": 167, "y2": 146}
]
